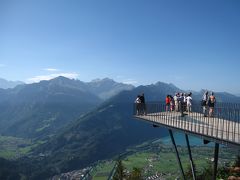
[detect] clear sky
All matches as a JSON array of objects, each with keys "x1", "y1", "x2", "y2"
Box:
[{"x1": 0, "y1": 0, "x2": 240, "y2": 94}]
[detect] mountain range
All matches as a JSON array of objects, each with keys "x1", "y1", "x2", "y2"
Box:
[
  {"x1": 0, "y1": 78, "x2": 24, "y2": 89},
  {"x1": 0, "y1": 77, "x2": 133, "y2": 140},
  {"x1": 0, "y1": 77, "x2": 239, "y2": 179}
]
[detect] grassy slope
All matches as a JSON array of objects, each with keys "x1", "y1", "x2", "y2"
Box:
[
  {"x1": 0, "y1": 136, "x2": 31, "y2": 159},
  {"x1": 90, "y1": 140, "x2": 238, "y2": 180},
  {"x1": 0, "y1": 135, "x2": 45, "y2": 159}
]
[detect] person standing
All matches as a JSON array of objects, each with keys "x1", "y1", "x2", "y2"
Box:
[
  {"x1": 170, "y1": 95, "x2": 174, "y2": 111},
  {"x1": 186, "y1": 93, "x2": 192, "y2": 113},
  {"x1": 174, "y1": 93, "x2": 179, "y2": 112},
  {"x1": 139, "y1": 93, "x2": 146, "y2": 115},
  {"x1": 135, "y1": 95, "x2": 141, "y2": 115},
  {"x1": 202, "y1": 91, "x2": 209, "y2": 117},
  {"x1": 208, "y1": 92, "x2": 216, "y2": 117},
  {"x1": 165, "y1": 95, "x2": 171, "y2": 112},
  {"x1": 178, "y1": 93, "x2": 184, "y2": 117}
]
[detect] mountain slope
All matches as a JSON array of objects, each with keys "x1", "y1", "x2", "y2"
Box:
[
  {"x1": 0, "y1": 76, "x2": 135, "y2": 140},
  {"x1": 30, "y1": 82, "x2": 181, "y2": 178},
  {"x1": 0, "y1": 76, "x2": 102, "y2": 139}
]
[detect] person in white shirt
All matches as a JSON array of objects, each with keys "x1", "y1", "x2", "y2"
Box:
[
  {"x1": 186, "y1": 93, "x2": 192, "y2": 113},
  {"x1": 174, "y1": 93, "x2": 179, "y2": 112},
  {"x1": 134, "y1": 95, "x2": 141, "y2": 115},
  {"x1": 202, "y1": 91, "x2": 209, "y2": 117}
]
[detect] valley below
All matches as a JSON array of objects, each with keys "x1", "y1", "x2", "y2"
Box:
[{"x1": 53, "y1": 135, "x2": 239, "y2": 180}]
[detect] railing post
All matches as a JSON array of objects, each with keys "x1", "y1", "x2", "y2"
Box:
[
  {"x1": 233, "y1": 109, "x2": 236, "y2": 142},
  {"x1": 221, "y1": 113, "x2": 224, "y2": 140},
  {"x1": 237, "y1": 109, "x2": 239, "y2": 141},
  {"x1": 227, "y1": 109, "x2": 230, "y2": 141},
  {"x1": 216, "y1": 107, "x2": 219, "y2": 139}
]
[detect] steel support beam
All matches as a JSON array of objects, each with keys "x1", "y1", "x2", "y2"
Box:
[
  {"x1": 169, "y1": 129, "x2": 186, "y2": 180},
  {"x1": 185, "y1": 134, "x2": 196, "y2": 180},
  {"x1": 213, "y1": 143, "x2": 219, "y2": 180}
]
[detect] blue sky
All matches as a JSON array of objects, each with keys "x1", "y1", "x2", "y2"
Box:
[{"x1": 0, "y1": 0, "x2": 240, "y2": 94}]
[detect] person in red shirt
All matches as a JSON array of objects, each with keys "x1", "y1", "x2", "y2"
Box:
[{"x1": 166, "y1": 95, "x2": 171, "y2": 112}]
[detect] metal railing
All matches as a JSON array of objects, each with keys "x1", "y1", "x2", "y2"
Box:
[{"x1": 133, "y1": 101, "x2": 240, "y2": 147}]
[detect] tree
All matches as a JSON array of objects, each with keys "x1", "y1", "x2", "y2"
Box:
[
  {"x1": 197, "y1": 161, "x2": 212, "y2": 180},
  {"x1": 185, "y1": 164, "x2": 194, "y2": 180},
  {"x1": 127, "y1": 167, "x2": 143, "y2": 180},
  {"x1": 113, "y1": 160, "x2": 125, "y2": 180},
  {"x1": 234, "y1": 155, "x2": 240, "y2": 167},
  {"x1": 217, "y1": 166, "x2": 230, "y2": 180}
]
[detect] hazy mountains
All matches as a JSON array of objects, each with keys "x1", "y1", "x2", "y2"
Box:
[
  {"x1": 0, "y1": 77, "x2": 240, "y2": 179},
  {"x1": 27, "y1": 82, "x2": 190, "y2": 177},
  {"x1": 31, "y1": 81, "x2": 240, "y2": 178},
  {"x1": 0, "y1": 76, "x2": 134, "y2": 139},
  {"x1": 0, "y1": 78, "x2": 24, "y2": 89},
  {"x1": 87, "y1": 78, "x2": 134, "y2": 100}
]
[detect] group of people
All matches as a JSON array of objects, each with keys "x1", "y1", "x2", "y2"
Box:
[
  {"x1": 166, "y1": 92, "x2": 193, "y2": 116},
  {"x1": 134, "y1": 93, "x2": 146, "y2": 115},
  {"x1": 135, "y1": 91, "x2": 216, "y2": 117},
  {"x1": 202, "y1": 91, "x2": 216, "y2": 117}
]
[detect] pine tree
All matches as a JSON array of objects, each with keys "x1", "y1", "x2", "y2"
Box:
[
  {"x1": 113, "y1": 160, "x2": 125, "y2": 180},
  {"x1": 185, "y1": 164, "x2": 194, "y2": 180},
  {"x1": 234, "y1": 155, "x2": 240, "y2": 167},
  {"x1": 128, "y1": 167, "x2": 143, "y2": 180}
]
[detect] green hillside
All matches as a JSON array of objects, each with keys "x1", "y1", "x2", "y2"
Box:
[{"x1": 90, "y1": 139, "x2": 239, "y2": 180}]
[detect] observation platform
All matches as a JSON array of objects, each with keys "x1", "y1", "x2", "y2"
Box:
[{"x1": 134, "y1": 102, "x2": 240, "y2": 148}]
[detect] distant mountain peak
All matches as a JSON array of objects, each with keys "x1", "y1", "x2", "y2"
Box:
[
  {"x1": 91, "y1": 77, "x2": 115, "y2": 83},
  {"x1": 102, "y1": 77, "x2": 115, "y2": 81},
  {"x1": 91, "y1": 78, "x2": 101, "y2": 82},
  {"x1": 0, "y1": 78, "x2": 24, "y2": 89},
  {"x1": 154, "y1": 81, "x2": 171, "y2": 86},
  {"x1": 48, "y1": 76, "x2": 79, "y2": 85},
  {"x1": 51, "y1": 76, "x2": 72, "y2": 81},
  {"x1": 87, "y1": 78, "x2": 134, "y2": 100}
]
